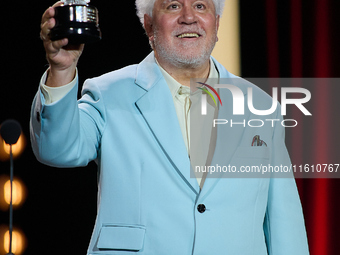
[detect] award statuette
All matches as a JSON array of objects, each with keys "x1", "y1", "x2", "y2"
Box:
[{"x1": 50, "y1": 0, "x2": 101, "y2": 44}]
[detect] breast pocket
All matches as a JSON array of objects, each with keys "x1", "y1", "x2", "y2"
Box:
[
  {"x1": 229, "y1": 146, "x2": 271, "y2": 177},
  {"x1": 96, "y1": 224, "x2": 146, "y2": 252},
  {"x1": 234, "y1": 146, "x2": 270, "y2": 159}
]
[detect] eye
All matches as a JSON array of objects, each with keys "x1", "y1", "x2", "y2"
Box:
[
  {"x1": 195, "y1": 3, "x2": 206, "y2": 10},
  {"x1": 167, "y1": 3, "x2": 180, "y2": 10}
]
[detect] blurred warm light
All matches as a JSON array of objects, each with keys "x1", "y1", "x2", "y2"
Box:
[
  {"x1": 3, "y1": 229, "x2": 26, "y2": 255},
  {"x1": 4, "y1": 180, "x2": 23, "y2": 205},
  {"x1": 0, "y1": 226, "x2": 27, "y2": 255},
  {"x1": 0, "y1": 176, "x2": 27, "y2": 211},
  {"x1": 3, "y1": 133, "x2": 25, "y2": 155},
  {"x1": 0, "y1": 132, "x2": 26, "y2": 161}
]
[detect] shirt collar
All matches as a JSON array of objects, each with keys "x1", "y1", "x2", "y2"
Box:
[{"x1": 156, "y1": 58, "x2": 219, "y2": 99}]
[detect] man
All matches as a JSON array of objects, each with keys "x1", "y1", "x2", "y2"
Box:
[{"x1": 31, "y1": 0, "x2": 309, "y2": 254}]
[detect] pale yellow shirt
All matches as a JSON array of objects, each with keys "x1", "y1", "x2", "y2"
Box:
[
  {"x1": 156, "y1": 58, "x2": 219, "y2": 153},
  {"x1": 40, "y1": 69, "x2": 78, "y2": 104},
  {"x1": 157, "y1": 58, "x2": 219, "y2": 187}
]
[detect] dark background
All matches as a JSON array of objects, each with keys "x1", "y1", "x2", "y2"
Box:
[{"x1": 1, "y1": 0, "x2": 340, "y2": 254}]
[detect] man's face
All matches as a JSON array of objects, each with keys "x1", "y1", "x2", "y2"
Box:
[{"x1": 145, "y1": 0, "x2": 220, "y2": 68}]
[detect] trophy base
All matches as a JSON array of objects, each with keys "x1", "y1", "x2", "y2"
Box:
[
  {"x1": 50, "y1": 5, "x2": 101, "y2": 44},
  {"x1": 50, "y1": 24, "x2": 101, "y2": 44}
]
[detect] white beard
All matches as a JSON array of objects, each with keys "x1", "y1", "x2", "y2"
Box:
[{"x1": 153, "y1": 26, "x2": 217, "y2": 68}]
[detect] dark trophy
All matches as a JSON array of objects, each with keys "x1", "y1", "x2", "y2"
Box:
[{"x1": 50, "y1": 0, "x2": 101, "y2": 44}]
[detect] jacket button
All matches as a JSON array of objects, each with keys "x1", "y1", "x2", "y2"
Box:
[{"x1": 197, "y1": 204, "x2": 206, "y2": 213}]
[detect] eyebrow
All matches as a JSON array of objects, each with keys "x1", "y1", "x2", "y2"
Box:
[
  {"x1": 162, "y1": 0, "x2": 178, "y2": 4},
  {"x1": 160, "y1": 0, "x2": 178, "y2": 8},
  {"x1": 162, "y1": 0, "x2": 210, "y2": 4}
]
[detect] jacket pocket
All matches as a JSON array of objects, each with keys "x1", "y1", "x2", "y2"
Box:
[
  {"x1": 234, "y1": 146, "x2": 270, "y2": 159},
  {"x1": 226, "y1": 147, "x2": 271, "y2": 177},
  {"x1": 97, "y1": 225, "x2": 146, "y2": 251}
]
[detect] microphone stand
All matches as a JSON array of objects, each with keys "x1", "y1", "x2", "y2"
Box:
[
  {"x1": 0, "y1": 119, "x2": 22, "y2": 255},
  {"x1": 6, "y1": 144, "x2": 15, "y2": 255}
]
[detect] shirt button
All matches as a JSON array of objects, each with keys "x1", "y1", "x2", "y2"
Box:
[{"x1": 197, "y1": 204, "x2": 206, "y2": 213}]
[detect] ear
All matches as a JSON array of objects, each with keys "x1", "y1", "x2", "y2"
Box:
[
  {"x1": 216, "y1": 15, "x2": 220, "y2": 42},
  {"x1": 144, "y1": 14, "x2": 154, "y2": 42},
  {"x1": 216, "y1": 15, "x2": 220, "y2": 31}
]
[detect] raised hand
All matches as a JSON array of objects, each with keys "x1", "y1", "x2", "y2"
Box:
[{"x1": 40, "y1": 1, "x2": 84, "y2": 87}]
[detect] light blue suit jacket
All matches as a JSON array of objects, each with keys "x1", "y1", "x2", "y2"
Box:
[{"x1": 30, "y1": 52, "x2": 309, "y2": 255}]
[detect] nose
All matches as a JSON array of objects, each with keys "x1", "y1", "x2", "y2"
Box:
[{"x1": 178, "y1": 5, "x2": 197, "y2": 24}]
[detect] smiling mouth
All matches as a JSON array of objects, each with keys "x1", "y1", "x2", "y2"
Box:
[{"x1": 177, "y1": 33, "x2": 200, "y2": 38}]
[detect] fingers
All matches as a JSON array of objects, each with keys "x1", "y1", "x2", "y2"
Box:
[
  {"x1": 40, "y1": 1, "x2": 65, "y2": 42},
  {"x1": 39, "y1": 1, "x2": 84, "y2": 69},
  {"x1": 51, "y1": 38, "x2": 69, "y2": 51},
  {"x1": 40, "y1": 16, "x2": 55, "y2": 41},
  {"x1": 41, "y1": 1, "x2": 63, "y2": 28},
  {"x1": 63, "y1": 43, "x2": 85, "y2": 52},
  {"x1": 41, "y1": 7, "x2": 54, "y2": 26},
  {"x1": 44, "y1": 38, "x2": 69, "y2": 55}
]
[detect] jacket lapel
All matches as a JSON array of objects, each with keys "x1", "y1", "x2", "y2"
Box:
[
  {"x1": 200, "y1": 58, "x2": 250, "y2": 197},
  {"x1": 134, "y1": 52, "x2": 200, "y2": 195}
]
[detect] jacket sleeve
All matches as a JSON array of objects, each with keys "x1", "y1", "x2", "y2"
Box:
[
  {"x1": 263, "y1": 111, "x2": 309, "y2": 254},
  {"x1": 30, "y1": 75, "x2": 106, "y2": 168}
]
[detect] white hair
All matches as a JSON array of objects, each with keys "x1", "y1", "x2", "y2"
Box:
[{"x1": 135, "y1": 0, "x2": 225, "y2": 26}]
